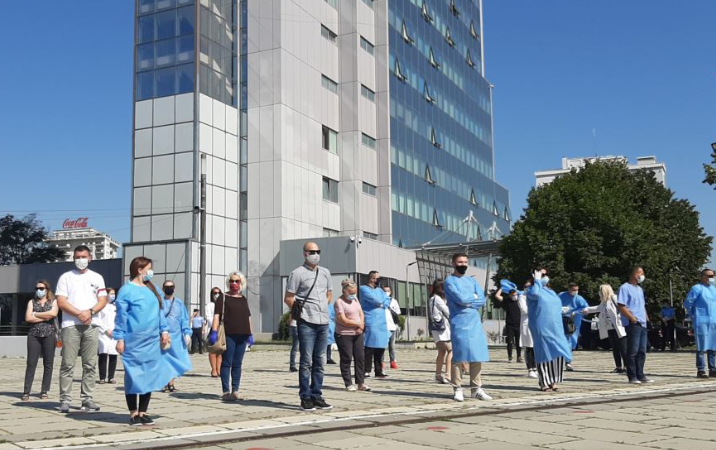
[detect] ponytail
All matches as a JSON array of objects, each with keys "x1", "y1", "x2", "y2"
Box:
[{"x1": 146, "y1": 281, "x2": 163, "y2": 309}]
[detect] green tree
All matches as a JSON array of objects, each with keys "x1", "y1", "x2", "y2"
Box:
[
  {"x1": 0, "y1": 214, "x2": 65, "y2": 265},
  {"x1": 704, "y1": 149, "x2": 716, "y2": 188},
  {"x1": 496, "y1": 161, "x2": 712, "y2": 318}
]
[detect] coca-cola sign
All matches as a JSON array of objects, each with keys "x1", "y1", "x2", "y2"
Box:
[{"x1": 63, "y1": 217, "x2": 89, "y2": 229}]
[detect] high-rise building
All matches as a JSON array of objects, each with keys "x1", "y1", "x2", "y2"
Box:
[
  {"x1": 126, "y1": 0, "x2": 510, "y2": 333},
  {"x1": 45, "y1": 218, "x2": 121, "y2": 261}
]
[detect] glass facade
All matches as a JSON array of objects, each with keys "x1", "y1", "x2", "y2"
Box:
[
  {"x1": 135, "y1": 0, "x2": 196, "y2": 101},
  {"x1": 389, "y1": 0, "x2": 510, "y2": 248},
  {"x1": 198, "y1": 0, "x2": 237, "y2": 106},
  {"x1": 238, "y1": 0, "x2": 247, "y2": 273}
]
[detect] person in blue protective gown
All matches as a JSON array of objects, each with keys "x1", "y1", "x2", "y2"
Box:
[
  {"x1": 444, "y1": 253, "x2": 491, "y2": 402},
  {"x1": 115, "y1": 257, "x2": 183, "y2": 426},
  {"x1": 326, "y1": 301, "x2": 337, "y2": 364},
  {"x1": 527, "y1": 269, "x2": 572, "y2": 392},
  {"x1": 684, "y1": 268, "x2": 716, "y2": 378},
  {"x1": 558, "y1": 282, "x2": 589, "y2": 371},
  {"x1": 160, "y1": 280, "x2": 193, "y2": 392},
  {"x1": 360, "y1": 271, "x2": 390, "y2": 378}
]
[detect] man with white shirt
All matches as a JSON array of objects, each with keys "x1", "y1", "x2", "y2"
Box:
[
  {"x1": 56, "y1": 246, "x2": 108, "y2": 413},
  {"x1": 382, "y1": 285, "x2": 402, "y2": 369}
]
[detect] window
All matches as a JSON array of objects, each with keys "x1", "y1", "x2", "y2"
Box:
[
  {"x1": 445, "y1": 27, "x2": 455, "y2": 47},
  {"x1": 362, "y1": 182, "x2": 377, "y2": 196},
  {"x1": 360, "y1": 37, "x2": 374, "y2": 56},
  {"x1": 361, "y1": 0, "x2": 374, "y2": 8},
  {"x1": 323, "y1": 228, "x2": 339, "y2": 237},
  {"x1": 470, "y1": 21, "x2": 480, "y2": 40},
  {"x1": 363, "y1": 231, "x2": 378, "y2": 240},
  {"x1": 322, "y1": 177, "x2": 339, "y2": 203},
  {"x1": 470, "y1": 189, "x2": 478, "y2": 206},
  {"x1": 361, "y1": 133, "x2": 376, "y2": 149},
  {"x1": 321, "y1": 25, "x2": 337, "y2": 43},
  {"x1": 324, "y1": 0, "x2": 336, "y2": 8},
  {"x1": 361, "y1": 85, "x2": 375, "y2": 101},
  {"x1": 421, "y1": 0, "x2": 433, "y2": 22},
  {"x1": 401, "y1": 21, "x2": 414, "y2": 45},
  {"x1": 322, "y1": 126, "x2": 338, "y2": 153},
  {"x1": 321, "y1": 75, "x2": 338, "y2": 93}
]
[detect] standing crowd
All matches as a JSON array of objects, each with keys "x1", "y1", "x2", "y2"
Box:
[{"x1": 20, "y1": 243, "x2": 716, "y2": 422}]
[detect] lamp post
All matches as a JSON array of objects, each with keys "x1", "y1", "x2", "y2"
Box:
[
  {"x1": 406, "y1": 261, "x2": 418, "y2": 340},
  {"x1": 199, "y1": 154, "x2": 207, "y2": 319}
]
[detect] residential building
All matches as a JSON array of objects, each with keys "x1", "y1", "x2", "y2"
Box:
[{"x1": 535, "y1": 155, "x2": 667, "y2": 187}]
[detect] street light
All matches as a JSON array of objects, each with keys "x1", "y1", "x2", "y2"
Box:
[
  {"x1": 711, "y1": 142, "x2": 716, "y2": 152},
  {"x1": 405, "y1": 261, "x2": 418, "y2": 340},
  {"x1": 199, "y1": 154, "x2": 207, "y2": 319}
]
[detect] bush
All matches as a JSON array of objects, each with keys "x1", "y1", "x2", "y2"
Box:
[{"x1": 277, "y1": 312, "x2": 291, "y2": 341}]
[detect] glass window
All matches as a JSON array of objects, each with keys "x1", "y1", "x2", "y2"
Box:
[
  {"x1": 321, "y1": 75, "x2": 338, "y2": 93},
  {"x1": 360, "y1": 36, "x2": 374, "y2": 56},
  {"x1": 178, "y1": 5, "x2": 195, "y2": 35},
  {"x1": 362, "y1": 182, "x2": 376, "y2": 196},
  {"x1": 363, "y1": 231, "x2": 378, "y2": 239},
  {"x1": 324, "y1": 0, "x2": 336, "y2": 8},
  {"x1": 361, "y1": 84, "x2": 375, "y2": 101},
  {"x1": 322, "y1": 177, "x2": 338, "y2": 203},
  {"x1": 156, "y1": 10, "x2": 177, "y2": 40},
  {"x1": 136, "y1": 71, "x2": 154, "y2": 100},
  {"x1": 176, "y1": 63, "x2": 194, "y2": 93},
  {"x1": 321, "y1": 25, "x2": 337, "y2": 43},
  {"x1": 322, "y1": 126, "x2": 337, "y2": 154},
  {"x1": 155, "y1": 38, "x2": 176, "y2": 67},
  {"x1": 138, "y1": 0, "x2": 155, "y2": 15},
  {"x1": 156, "y1": 0, "x2": 176, "y2": 10},
  {"x1": 137, "y1": 43, "x2": 154, "y2": 71},
  {"x1": 155, "y1": 66, "x2": 176, "y2": 97},
  {"x1": 176, "y1": 34, "x2": 194, "y2": 63},
  {"x1": 138, "y1": 15, "x2": 155, "y2": 43},
  {"x1": 323, "y1": 228, "x2": 339, "y2": 237},
  {"x1": 360, "y1": 0, "x2": 374, "y2": 8},
  {"x1": 361, "y1": 133, "x2": 376, "y2": 149}
]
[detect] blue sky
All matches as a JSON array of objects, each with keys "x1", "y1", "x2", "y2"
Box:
[{"x1": 0, "y1": 1, "x2": 714, "y2": 263}]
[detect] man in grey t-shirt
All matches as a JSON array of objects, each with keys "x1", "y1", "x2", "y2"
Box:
[{"x1": 284, "y1": 241, "x2": 333, "y2": 411}]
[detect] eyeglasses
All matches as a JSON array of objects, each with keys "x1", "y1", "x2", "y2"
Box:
[
  {"x1": 306, "y1": 250, "x2": 321, "y2": 255},
  {"x1": 229, "y1": 280, "x2": 241, "y2": 285}
]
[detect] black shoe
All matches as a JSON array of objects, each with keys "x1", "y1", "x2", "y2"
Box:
[
  {"x1": 709, "y1": 370, "x2": 716, "y2": 378},
  {"x1": 326, "y1": 359, "x2": 337, "y2": 365},
  {"x1": 375, "y1": 373, "x2": 389, "y2": 379},
  {"x1": 313, "y1": 397, "x2": 333, "y2": 410},
  {"x1": 139, "y1": 414, "x2": 155, "y2": 425},
  {"x1": 300, "y1": 398, "x2": 316, "y2": 411},
  {"x1": 697, "y1": 371, "x2": 709, "y2": 379},
  {"x1": 290, "y1": 367, "x2": 298, "y2": 372},
  {"x1": 516, "y1": 357, "x2": 523, "y2": 363},
  {"x1": 129, "y1": 416, "x2": 142, "y2": 426}
]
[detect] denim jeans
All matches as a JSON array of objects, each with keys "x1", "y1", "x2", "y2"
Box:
[
  {"x1": 625, "y1": 323, "x2": 648, "y2": 381},
  {"x1": 221, "y1": 334, "x2": 249, "y2": 393},
  {"x1": 297, "y1": 320, "x2": 328, "y2": 400},
  {"x1": 387, "y1": 330, "x2": 398, "y2": 362},
  {"x1": 696, "y1": 350, "x2": 716, "y2": 372},
  {"x1": 289, "y1": 326, "x2": 299, "y2": 369}
]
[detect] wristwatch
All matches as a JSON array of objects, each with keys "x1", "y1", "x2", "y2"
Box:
[{"x1": 89, "y1": 308, "x2": 96, "y2": 316}]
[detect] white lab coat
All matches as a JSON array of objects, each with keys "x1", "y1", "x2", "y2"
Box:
[
  {"x1": 584, "y1": 298, "x2": 626, "y2": 340},
  {"x1": 517, "y1": 293, "x2": 533, "y2": 348},
  {"x1": 97, "y1": 303, "x2": 118, "y2": 355}
]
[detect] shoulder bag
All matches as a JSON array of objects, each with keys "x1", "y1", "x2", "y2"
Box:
[
  {"x1": 428, "y1": 297, "x2": 446, "y2": 332},
  {"x1": 291, "y1": 269, "x2": 319, "y2": 322},
  {"x1": 207, "y1": 295, "x2": 227, "y2": 354}
]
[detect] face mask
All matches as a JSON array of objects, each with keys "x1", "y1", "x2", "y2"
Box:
[
  {"x1": 163, "y1": 287, "x2": 175, "y2": 296},
  {"x1": 143, "y1": 269, "x2": 154, "y2": 282},
  {"x1": 541, "y1": 276, "x2": 550, "y2": 285},
  {"x1": 510, "y1": 295, "x2": 518, "y2": 302},
  {"x1": 570, "y1": 291, "x2": 578, "y2": 297},
  {"x1": 710, "y1": 278, "x2": 716, "y2": 287},
  {"x1": 306, "y1": 254, "x2": 320, "y2": 265},
  {"x1": 109, "y1": 294, "x2": 116, "y2": 302},
  {"x1": 75, "y1": 258, "x2": 89, "y2": 271},
  {"x1": 212, "y1": 293, "x2": 220, "y2": 300},
  {"x1": 637, "y1": 275, "x2": 645, "y2": 284},
  {"x1": 36, "y1": 289, "x2": 46, "y2": 299},
  {"x1": 456, "y1": 265, "x2": 468, "y2": 275},
  {"x1": 348, "y1": 295, "x2": 357, "y2": 301}
]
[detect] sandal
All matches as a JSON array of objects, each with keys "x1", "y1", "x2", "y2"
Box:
[
  {"x1": 211, "y1": 371, "x2": 219, "y2": 378},
  {"x1": 540, "y1": 387, "x2": 552, "y2": 392},
  {"x1": 161, "y1": 385, "x2": 170, "y2": 393},
  {"x1": 99, "y1": 379, "x2": 106, "y2": 384},
  {"x1": 21, "y1": 394, "x2": 30, "y2": 401},
  {"x1": 40, "y1": 393, "x2": 49, "y2": 400},
  {"x1": 108, "y1": 379, "x2": 117, "y2": 384},
  {"x1": 168, "y1": 385, "x2": 177, "y2": 392}
]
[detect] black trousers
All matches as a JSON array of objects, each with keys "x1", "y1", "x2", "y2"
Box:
[
  {"x1": 23, "y1": 334, "x2": 56, "y2": 395},
  {"x1": 608, "y1": 329, "x2": 628, "y2": 369},
  {"x1": 336, "y1": 333, "x2": 365, "y2": 386},
  {"x1": 524, "y1": 347, "x2": 536, "y2": 370},
  {"x1": 126, "y1": 392, "x2": 152, "y2": 413},
  {"x1": 98, "y1": 353, "x2": 117, "y2": 381},
  {"x1": 504, "y1": 325, "x2": 521, "y2": 359},
  {"x1": 191, "y1": 328, "x2": 204, "y2": 353},
  {"x1": 364, "y1": 347, "x2": 386, "y2": 376},
  {"x1": 660, "y1": 320, "x2": 676, "y2": 351}
]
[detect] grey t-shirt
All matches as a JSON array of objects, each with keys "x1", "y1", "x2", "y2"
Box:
[{"x1": 286, "y1": 263, "x2": 333, "y2": 325}]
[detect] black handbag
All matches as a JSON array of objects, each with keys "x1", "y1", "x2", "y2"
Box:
[
  {"x1": 563, "y1": 315, "x2": 576, "y2": 334},
  {"x1": 428, "y1": 297, "x2": 446, "y2": 332},
  {"x1": 291, "y1": 269, "x2": 319, "y2": 321}
]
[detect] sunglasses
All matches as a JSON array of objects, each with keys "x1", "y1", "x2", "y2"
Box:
[
  {"x1": 36, "y1": 287, "x2": 46, "y2": 290},
  {"x1": 306, "y1": 250, "x2": 321, "y2": 255}
]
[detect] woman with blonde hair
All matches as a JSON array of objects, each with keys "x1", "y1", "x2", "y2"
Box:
[
  {"x1": 582, "y1": 284, "x2": 627, "y2": 374},
  {"x1": 334, "y1": 278, "x2": 369, "y2": 391},
  {"x1": 22, "y1": 279, "x2": 59, "y2": 400},
  {"x1": 208, "y1": 271, "x2": 252, "y2": 401}
]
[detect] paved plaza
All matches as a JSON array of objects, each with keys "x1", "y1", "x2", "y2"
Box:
[{"x1": 0, "y1": 345, "x2": 714, "y2": 450}]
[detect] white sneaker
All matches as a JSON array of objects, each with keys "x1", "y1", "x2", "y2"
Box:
[
  {"x1": 453, "y1": 388, "x2": 464, "y2": 402},
  {"x1": 565, "y1": 363, "x2": 574, "y2": 371},
  {"x1": 528, "y1": 370, "x2": 538, "y2": 379},
  {"x1": 639, "y1": 378, "x2": 655, "y2": 384},
  {"x1": 472, "y1": 388, "x2": 492, "y2": 401},
  {"x1": 629, "y1": 379, "x2": 642, "y2": 385},
  {"x1": 346, "y1": 384, "x2": 358, "y2": 392}
]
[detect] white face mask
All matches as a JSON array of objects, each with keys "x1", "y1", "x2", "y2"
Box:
[
  {"x1": 75, "y1": 258, "x2": 89, "y2": 271},
  {"x1": 306, "y1": 254, "x2": 320, "y2": 265},
  {"x1": 709, "y1": 278, "x2": 716, "y2": 287},
  {"x1": 637, "y1": 275, "x2": 645, "y2": 284},
  {"x1": 36, "y1": 289, "x2": 47, "y2": 299},
  {"x1": 213, "y1": 293, "x2": 220, "y2": 300}
]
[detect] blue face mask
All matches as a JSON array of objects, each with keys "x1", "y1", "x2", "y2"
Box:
[
  {"x1": 143, "y1": 270, "x2": 154, "y2": 282},
  {"x1": 348, "y1": 295, "x2": 357, "y2": 301},
  {"x1": 710, "y1": 278, "x2": 716, "y2": 287},
  {"x1": 541, "y1": 276, "x2": 550, "y2": 285},
  {"x1": 36, "y1": 289, "x2": 47, "y2": 299}
]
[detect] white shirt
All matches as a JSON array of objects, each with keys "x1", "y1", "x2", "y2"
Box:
[
  {"x1": 429, "y1": 295, "x2": 451, "y2": 342},
  {"x1": 385, "y1": 298, "x2": 402, "y2": 332},
  {"x1": 56, "y1": 269, "x2": 107, "y2": 328}
]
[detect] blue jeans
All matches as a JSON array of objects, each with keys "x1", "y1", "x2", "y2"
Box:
[
  {"x1": 297, "y1": 320, "x2": 328, "y2": 400},
  {"x1": 221, "y1": 334, "x2": 249, "y2": 393},
  {"x1": 289, "y1": 326, "x2": 299, "y2": 369},
  {"x1": 625, "y1": 323, "x2": 648, "y2": 381},
  {"x1": 696, "y1": 350, "x2": 716, "y2": 372}
]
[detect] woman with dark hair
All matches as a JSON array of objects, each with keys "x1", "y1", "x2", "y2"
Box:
[
  {"x1": 429, "y1": 279, "x2": 452, "y2": 384},
  {"x1": 97, "y1": 287, "x2": 119, "y2": 384},
  {"x1": 206, "y1": 287, "x2": 223, "y2": 377},
  {"x1": 115, "y1": 257, "x2": 185, "y2": 426},
  {"x1": 22, "y1": 279, "x2": 59, "y2": 400}
]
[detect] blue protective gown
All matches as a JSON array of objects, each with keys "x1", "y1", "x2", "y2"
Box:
[
  {"x1": 684, "y1": 283, "x2": 716, "y2": 351},
  {"x1": 444, "y1": 275, "x2": 489, "y2": 363},
  {"x1": 114, "y1": 283, "x2": 177, "y2": 394},
  {"x1": 360, "y1": 285, "x2": 390, "y2": 349},
  {"x1": 559, "y1": 292, "x2": 589, "y2": 350},
  {"x1": 327, "y1": 301, "x2": 336, "y2": 345},
  {"x1": 161, "y1": 296, "x2": 194, "y2": 376},
  {"x1": 527, "y1": 280, "x2": 572, "y2": 364}
]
